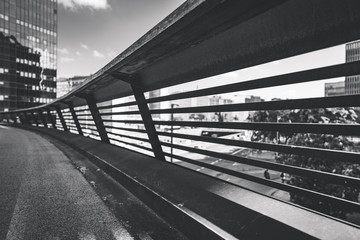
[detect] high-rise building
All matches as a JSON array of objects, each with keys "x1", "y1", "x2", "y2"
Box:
[
  {"x1": 0, "y1": 0, "x2": 57, "y2": 111},
  {"x1": 57, "y1": 75, "x2": 87, "y2": 98},
  {"x1": 325, "y1": 81, "x2": 345, "y2": 97},
  {"x1": 345, "y1": 41, "x2": 360, "y2": 95}
]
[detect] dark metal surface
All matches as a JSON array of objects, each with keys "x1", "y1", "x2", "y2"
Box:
[
  {"x1": 55, "y1": 106, "x2": 68, "y2": 131},
  {"x1": 131, "y1": 84, "x2": 165, "y2": 161},
  {"x1": 46, "y1": 109, "x2": 57, "y2": 129},
  {"x1": 85, "y1": 94, "x2": 110, "y2": 143},
  {"x1": 67, "y1": 102, "x2": 83, "y2": 136},
  {"x1": 154, "y1": 121, "x2": 360, "y2": 137},
  {"x1": 37, "y1": 110, "x2": 48, "y2": 128}
]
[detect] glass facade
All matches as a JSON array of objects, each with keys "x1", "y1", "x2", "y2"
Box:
[
  {"x1": 0, "y1": 0, "x2": 57, "y2": 111},
  {"x1": 345, "y1": 41, "x2": 360, "y2": 95}
]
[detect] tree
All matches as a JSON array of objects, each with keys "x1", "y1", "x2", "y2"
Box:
[
  {"x1": 249, "y1": 107, "x2": 360, "y2": 219},
  {"x1": 189, "y1": 113, "x2": 206, "y2": 121}
]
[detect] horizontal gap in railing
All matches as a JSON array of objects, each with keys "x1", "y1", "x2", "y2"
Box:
[
  {"x1": 107, "y1": 131, "x2": 149, "y2": 143},
  {"x1": 75, "y1": 113, "x2": 93, "y2": 117},
  {"x1": 102, "y1": 119, "x2": 144, "y2": 124},
  {"x1": 97, "y1": 101, "x2": 137, "y2": 110},
  {"x1": 79, "y1": 123, "x2": 96, "y2": 127},
  {"x1": 78, "y1": 119, "x2": 95, "y2": 122},
  {"x1": 163, "y1": 151, "x2": 360, "y2": 212},
  {"x1": 108, "y1": 136, "x2": 153, "y2": 152},
  {"x1": 104, "y1": 125, "x2": 147, "y2": 133},
  {"x1": 147, "y1": 61, "x2": 360, "y2": 104},
  {"x1": 149, "y1": 95, "x2": 360, "y2": 114},
  {"x1": 160, "y1": 141, "x2": 360, "y2": 188},
  {"x1": 77, "y1": 118, "x2": 94, "y2": 121},
  {"x1": 157, "y1": 131, "x2": 360, "y2": 164},
  {"x1": 100, "y1": 111, "x2": 140, "y2": 116},
  {"x1": 154, "y1": 121, "x2": 360, "y2": 137}
]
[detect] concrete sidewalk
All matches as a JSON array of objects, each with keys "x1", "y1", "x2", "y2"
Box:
[
  {"x1": 0, "y1": 126, "x2": 186, "y2": 240},
  {"x1": 0, "y1": 125, "x2": 134, "y2": 239}
]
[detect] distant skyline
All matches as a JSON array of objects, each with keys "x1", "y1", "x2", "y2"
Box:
[{"x1": 57, "y1": 0, "x2": 185, "y2": 78}]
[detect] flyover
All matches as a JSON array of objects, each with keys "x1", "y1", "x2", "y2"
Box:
[{"x1": 1, "y1": 0, "x2": 360, "y2": 239}]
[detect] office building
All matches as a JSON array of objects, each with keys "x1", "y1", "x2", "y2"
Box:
[
  {"x1": 57, "y1": 75, "x2": 87, "y2": 98},
  {"x1": 345, "y1": 41, "x2": 360, "y2": 95},
  {"x1": 325, "y1": 81, "x2": 345, "y2": 97},
  {"x1": 0, "y1": 0, "x2": 57, "y2": 111}
]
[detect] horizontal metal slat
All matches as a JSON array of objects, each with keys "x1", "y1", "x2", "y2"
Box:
[
  {"x1": 150, "y1": 94, "x2": 360, "y2": 114},
  {"x1": 104, "y1": 125, "x2": 148, "y2": 134},
  {"x1": 154, "y1": 121, "x2": 360, "y2": 136},
  {"x1": 160, "y1": 141, "x2": 360, "y2": 188},
  {"x1": 108, "y1": 137, "x2": 153, "y2": 152},
  {"x1": 147, "y1": 61, "x2": 360, "y2": 104},
  {"x1": 107, "y1": 131, "x2": 149, "y2": 143},
  {"x1": 100, "y1": 110, "x2": 140, "y2": 116},
  {"x1": 157, "y1": 131, "x2": 360, "y2": 164},
  {"x1": 163, "y1": 151, "x2": 360, "y2": 212},
  {"x1": 97, "y1": 101, "x2": 137, "y2": 110}
]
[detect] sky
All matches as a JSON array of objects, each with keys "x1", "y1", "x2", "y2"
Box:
[
  {"x1": 57, "y1": 0, "x2": 348, "y2": 100},
  {"x1": 57, "y1": 0, "x2": 185, "y2": 78}
]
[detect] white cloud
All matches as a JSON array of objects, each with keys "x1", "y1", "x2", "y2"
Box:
[
  {"x1": 59, "y1": 0, "x2": 110, "y2": 10},
  {"x1": 60, "y1": 57, "x2": 75, "y2": 63},
  {"x1": 76, "y1": 51, "x2": 81, "y2": 56},
  {"x1": 93, "y1": 50, "x2": 104, "y2": 58},
  {"x1": 58, "y1": 48, "x2": 70, "y2": 54},
  {"x1": 80, "y1": 42, "x2": 89, "y2": 49}
]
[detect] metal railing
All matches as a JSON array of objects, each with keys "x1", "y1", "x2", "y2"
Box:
[{"x1": 1, "y1": 0, "x2": 360, "y2": 227}]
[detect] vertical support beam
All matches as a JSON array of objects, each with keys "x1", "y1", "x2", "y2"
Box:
[
  {"x1": 67, "y1": 102, "x2": 83, "y2": 136},
  {"x1": 23, "y1": 112, "x2": 31, "y2": 125},
  {"x1": 55, "y1": 106, "x2": 68, "y2": 131},
  {"x1": 46, "y1": 108, "x2": 57, "y2": 129},
  {"x1": 31, "y1": 112, "x2": 38, "y2": 127},
  {"x1": 38, "y1": 109, "x2": 48, "y2": 128},
  {"x1": 131, "y1": 84, "x2": 166, "y2": 161},
  {"x1": 85, "y1": 94, "x2": 109, "y2": 143},
  {"x1": 10, "y1": 114, "x2": 17, "y2": 124}
]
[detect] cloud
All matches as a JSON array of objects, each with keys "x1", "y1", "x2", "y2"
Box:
[
  {"x1": 93, "y1": 50, "x2": 104, "y2": 58},
  {"x1": 75, "y1": 51, "x2": 81, "y2": 56},
  {"x1": 59, "y1": 0, "x2": 110, "y2": 10},
  {"x1": 58, "y1": 48, "x2": 70, "y2": 54},
  {"x1": 80, "y1": 42, "x2": 89, "y2": 49},
  {"x1": 60, "y1": 57, "x2": 75, "y2": 63}
]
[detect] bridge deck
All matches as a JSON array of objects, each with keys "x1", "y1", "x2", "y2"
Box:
[{"x1": 0, "y1": 125, "x2": 187, "y2": 240}]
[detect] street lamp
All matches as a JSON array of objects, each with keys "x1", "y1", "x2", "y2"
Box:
[{"x1": 170, "y1": 103, "x2": 179, "y2": 162}]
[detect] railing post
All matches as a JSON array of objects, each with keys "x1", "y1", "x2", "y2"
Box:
[
  {"x1": 24, "y1": 112, "x2": 31, "y2": 125},
  {"x1": 67, "y1": 102, "x2": 83, "y2": 136},
  {"x1": 85, "y1": 94, "x2": 109, "y2": 143},
  {"x1": 10, "y1": 114, "x2": 17, "y2": 124},
  {"x1": 55, "y1": 106, "x2": 68, "y2": 131},
  {"x1": 46, "y1": 109, "x2": 57, "y2": 129},
  {"x1": 131, "y1": 84, "x2": 166, "y2": 161},
  {"x1": 38, "y1": 109, "x2": 48, "y2": 128},
  {"x1": 31, "y1": 111, "x2": 38, "y2": 127}
]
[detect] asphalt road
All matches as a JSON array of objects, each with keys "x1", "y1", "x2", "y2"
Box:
[{"x1": 0, "y1": 125, "x2": 135, "y2": 240}]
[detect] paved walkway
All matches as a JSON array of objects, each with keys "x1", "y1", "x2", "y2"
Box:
[
  {"x1": 0, "y1": 126, "x2": 187, "y2": 240},
  {"x1": 0, "y1": 125, "x2": 135, "y2": 239}
]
